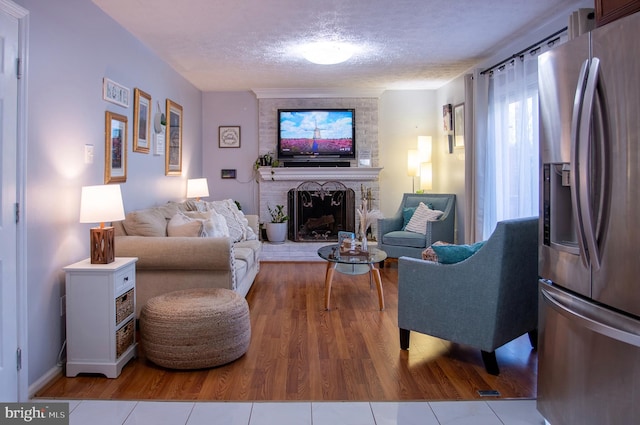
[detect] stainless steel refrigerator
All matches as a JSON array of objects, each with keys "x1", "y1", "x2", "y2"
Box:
[{"x1": 537, "y1": 11, "x2": 640, "y2": 425}]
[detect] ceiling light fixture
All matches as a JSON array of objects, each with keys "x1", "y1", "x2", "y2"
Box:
[{"x1": 301, "y1": 41, "x2": 354, "y2": 65}]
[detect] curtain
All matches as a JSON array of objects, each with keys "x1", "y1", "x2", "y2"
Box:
[{"x1": 478, "y1": 52, "x2": 540, "y2": 239}]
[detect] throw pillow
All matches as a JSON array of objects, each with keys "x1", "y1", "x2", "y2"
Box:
[
  {"x1": 405, "y1": 202, "x2": 443, "y2": 234},
  {"x1": 431, "y1": 241, "x2": 486, "y2": 264},
  {"x1": 421, "y1": 241, "x2": 453, "y2": 262},
  {"x1": 122, "y1": 208, "x2": 168, "y2": 237},
  {"x1": 167, "y1": 212, "x2": 202, "y2": 237},
  {"x1": 205, "y1": 199, "x2": 258, "y2": 242},
  {"x1": 402, "y1": 203, "x2": 434, "y2": 230},
  {"x1": 184, "y1": 210, "x2": 230, "y2": 238}
]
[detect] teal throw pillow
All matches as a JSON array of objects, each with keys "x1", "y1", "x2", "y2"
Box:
[
  {"x1": 402, "y1": 203, "x2": 434, "y2": 230},
  {"x1": 431, "y1": 241, "x2": 486, "y2": 264}
]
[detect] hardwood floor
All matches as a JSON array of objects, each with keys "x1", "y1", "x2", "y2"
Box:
[{"x1": 36, "y1": 261, "x2": 537, "y2": 401}]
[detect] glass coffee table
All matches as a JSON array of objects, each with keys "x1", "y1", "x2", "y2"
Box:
[{"x1": 317, "y1": 244, "x2": 387, "y2": 311}]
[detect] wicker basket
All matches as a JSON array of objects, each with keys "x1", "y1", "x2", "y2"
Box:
[
  {"x1": 115, "y1": 289, "x2": 134, "y2": 325},
  {"x1": 116, "y1": 319, "x2": 134, "y2": 358}
]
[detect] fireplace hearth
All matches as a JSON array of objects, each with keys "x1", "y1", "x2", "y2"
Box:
[{"x1": 287, "y1": 181, "x2": 355, "y2": 242}]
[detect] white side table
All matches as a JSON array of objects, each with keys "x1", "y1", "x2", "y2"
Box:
[{"x1": 64, "y1": 257, "x2": 138, "y2": 378}]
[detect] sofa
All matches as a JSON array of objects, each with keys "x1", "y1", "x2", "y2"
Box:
[{"x1": 113, "y1": 199, "x2": 262, "y2": 316}]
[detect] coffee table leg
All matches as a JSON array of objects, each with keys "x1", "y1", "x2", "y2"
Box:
[
  {"x1": 324, "y1": 262, "x2": 337, "y2": 310},
  {"x1": 369, "y1": 264, "x2": 385, "y2": 310}
]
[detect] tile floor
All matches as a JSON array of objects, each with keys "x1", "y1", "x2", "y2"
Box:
[{"x1": 36, "y1": 399, "x2": 548, "y2": 425}]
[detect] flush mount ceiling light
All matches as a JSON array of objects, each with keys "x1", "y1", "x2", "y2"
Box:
[{"x1": 301, "y1": 41, "x2": 355, "y2": 65}]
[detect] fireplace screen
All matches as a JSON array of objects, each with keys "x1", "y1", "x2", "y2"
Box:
[{"x1": 288, "y1": 181, "x2": 355, "y2": 242}]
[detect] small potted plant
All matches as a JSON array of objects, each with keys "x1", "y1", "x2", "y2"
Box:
[{"x1": 265, "y1": 204, "x2": 289, "y2": 244}]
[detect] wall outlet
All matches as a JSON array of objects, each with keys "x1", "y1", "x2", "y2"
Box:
[{"x1": 60, "y1": 295, "x2": 66, "y2": 317}]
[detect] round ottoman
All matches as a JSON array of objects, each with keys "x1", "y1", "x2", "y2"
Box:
[{"x1": 140, "y1": 288, "x2": 251, "y2": 369}]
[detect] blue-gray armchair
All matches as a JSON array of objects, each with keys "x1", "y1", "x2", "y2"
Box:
[
  {"x1": 377, "y1": 193, "x2": 455, "y2": 264},
  {"x1": 397, "y1": 217, "x2": 539, "y2": 375}
]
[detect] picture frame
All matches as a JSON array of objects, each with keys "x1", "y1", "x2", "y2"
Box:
[
  {"x1": 221, "y1": 169, "x2": 237, "y2": 179},
  {"x1": 104, "y1": 111, "x2": 127, "y2": 184},
  {"x1": 454, "y1": 103, "x2": 465, "y2": 148},
  {"x1": 219, "y1": 126, "x2": 241, "y2": 148},
  {"x1": 102, "y1": 78, "x2": 130, "y2": 108},
  {"x1": 133, "y1": 88, "x2": 151, "y2": 153},
  {"x1": 165, "y1": 99, "x2": 183, "y2": 176},
  {"x1": 443, "y1": 104, "x2": 453, "y2": 132}
]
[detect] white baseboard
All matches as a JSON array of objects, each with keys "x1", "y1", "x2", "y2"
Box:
[{"x1": 29, "y1": 364, "x2": 62, "y2": 399}]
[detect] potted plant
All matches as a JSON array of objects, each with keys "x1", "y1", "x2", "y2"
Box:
[{"x1": 265, "y1": 204, "x2": 288, "y2": 244}]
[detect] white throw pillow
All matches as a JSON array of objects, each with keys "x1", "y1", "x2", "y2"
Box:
[
  {"x1": 206, "y1": 199, "x2": 251, "y2": 242},
  {"x1": 405, "y1": 202, "x2": 444, "y2": 235},
  {"x1": 167, "y1": 212, "x2": 202, "y2": 237},
  {"x1": 184, "y1": 210, "x2": 230, "y2": 238}
]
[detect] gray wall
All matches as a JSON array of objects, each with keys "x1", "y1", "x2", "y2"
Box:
[{"x1": 17, "y1": 0, "x2": 202, "y2": 388}]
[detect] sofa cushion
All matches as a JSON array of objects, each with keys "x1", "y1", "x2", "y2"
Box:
[
  {"x1": 167, "y1": 212, "x2": 202, "y2": 237},
  {"x1": 405, "y1": 202, "x2": 443, "y2": 234},
  {"x1": 382, "y1": 230, "x2": 427, "y2": 248},
  {"x1": 122, "y1": 208, "x2": 168, "y2": 237}
]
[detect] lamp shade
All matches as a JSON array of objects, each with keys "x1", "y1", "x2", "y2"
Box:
[
  {"x1": 187, "y1": 178, "x2": 209, "y2": 199},
  {"x1": 420, "y1": 162, "x2": 433, "y2": 191},
  {"x1": 407, "y1": 149, "x2": 421, "y2": 177},
  {"x1": 418, "y1": 136, "x2": 432, "y2": 163},
  {"x1": 79, "y1": 184, "x2": 125, "y2": 224}
]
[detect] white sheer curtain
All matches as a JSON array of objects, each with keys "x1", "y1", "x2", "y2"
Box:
[{"x1": 478, "y1": 53, "x2": 540, "y2": 239}]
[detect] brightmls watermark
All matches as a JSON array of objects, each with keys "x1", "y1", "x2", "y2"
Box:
[{"x1": 0, "y1": 403, "x2": 68, "y2": 424}]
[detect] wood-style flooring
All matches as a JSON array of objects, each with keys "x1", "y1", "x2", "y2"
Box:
[{"x1": 36, "y1": 261, "x2": 537, "y2": 401}]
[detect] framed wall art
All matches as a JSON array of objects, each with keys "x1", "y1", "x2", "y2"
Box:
[
  {"x1": 104, "y1": 111, "x2": 128, "y2": 183},
  {"x1": 102, "y1": 78, "x2": 130, "y2": 108},
  {"x1": 454, "y1": 103, "x2": 465, "y2": 148},
  {"x1": 442, "y1": 104, "x2": 453, "y2": 132},
  {"x1": 165, "y1": 99, "x2": 183, "y2": 176},
  {"x1": 133, "y1": 88, "x2": 151, "y2": 153},
  {"x1": 219, "y1": 126, "x2": 241, "y2": 148}
]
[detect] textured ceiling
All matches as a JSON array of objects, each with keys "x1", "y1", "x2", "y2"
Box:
[{"x1": 93, "y1": 0, "x2": 584, "y2": 92}]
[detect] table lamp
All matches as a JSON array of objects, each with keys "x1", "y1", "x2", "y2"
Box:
[
  {"x1": 80, "y1": 184, "x2": 125, "y2": 264},
  {"x1": 187, "y1": 178, "x2": 209, "y2": 201}
]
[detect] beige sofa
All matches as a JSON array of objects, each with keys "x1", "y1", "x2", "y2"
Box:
[{"x1": 113, "y1": 200, "x2": 262, "y2": 316}]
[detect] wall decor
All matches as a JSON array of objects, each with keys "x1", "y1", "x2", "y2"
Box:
[
  {"x1": 221, "y1": 169, "x2": 237, "y2": 179},
  {"x1": 105, "y1": 111, "x2": 127, "y2": 183},
  {"x1": 443, "y1": 104, "x2": 453, "y2": 132},
  {"x1": 454, "y1": 103, "x2": 465, "y2": 148},
  {"x1": 219, "y1": 126, "x2": 241, "y2": 148},
  {"x1": 133, "y1": 88, "x2": 151, "y2": 153},
  {"x1": 165, "y1": 99, "x2": 183, "y2": 176},
  {"x1": 102, "y1": 78, "x2": 130, "y2": 108}
]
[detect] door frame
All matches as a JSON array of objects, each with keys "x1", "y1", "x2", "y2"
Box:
[{"x1": 1, "y1": 0, "x2": 29, "y2": 402}]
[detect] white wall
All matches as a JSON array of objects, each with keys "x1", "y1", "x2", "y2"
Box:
[
  {"x1": 202, "y1": 91, "x2": 259, "y2": 214},
  {"x1": 17, "y1": 0, "x2": 202, "y2": 389},
  {"x1": 378, "y1": 90, "x2": 438, "y2": 218}
]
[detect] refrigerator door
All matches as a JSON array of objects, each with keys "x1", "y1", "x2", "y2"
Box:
[
  {"x1": 538, "y1": 34, "x2": 591, "y2": 297},
  {"x1": 537, "y1": 281, "x2": 640, "y2": 424},
  {"x1": 589, "y1": 12, "x2": 640, "y2": 317}
]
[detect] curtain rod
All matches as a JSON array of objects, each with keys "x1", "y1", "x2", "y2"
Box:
[{"x1": 480, "y1": 27, "x2": 567, "y2": 76}]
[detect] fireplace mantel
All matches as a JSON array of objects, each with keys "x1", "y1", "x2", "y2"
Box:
[{"x1": 258, "y1": 167, "x2": 383, "y2": 182}]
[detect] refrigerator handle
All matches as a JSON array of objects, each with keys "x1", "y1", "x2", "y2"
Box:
[
  {"x1": 541, "y1": 284, "x2": 640, "y2": 348},
  {"x1": 578, "y1": 58, "x2": 601, "y2": 271},
  {"x1": 570, "y1": 59, "x2": 591, "y2": 268}
]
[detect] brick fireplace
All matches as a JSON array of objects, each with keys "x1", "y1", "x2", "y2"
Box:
[{"x1": 255, "y1": 96, "x2": 381, "y2": 240}]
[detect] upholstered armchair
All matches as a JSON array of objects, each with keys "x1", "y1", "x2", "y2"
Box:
[
  {"x1": 377, "y1": 193, "x2": 455, "y2": 263},
  {"x1": 397, "y1": 217, "x2": 539, "y2": 375}
]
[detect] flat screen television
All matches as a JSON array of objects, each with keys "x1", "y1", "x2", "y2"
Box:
[{"x1": 277, "y1": 109, "x2": 356, "y2": 160}]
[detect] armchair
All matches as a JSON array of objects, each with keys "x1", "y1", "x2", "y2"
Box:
[
  {"x1": 397, "y1": 217, "x2": 539, "y2": 375},
  {"x1": 377, "y1": 193, "x2": 455, "y2": 263}
]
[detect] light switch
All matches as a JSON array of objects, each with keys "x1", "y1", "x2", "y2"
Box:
[{"x1": 84, "y1": 144, "x2": 94, "y2": 164}]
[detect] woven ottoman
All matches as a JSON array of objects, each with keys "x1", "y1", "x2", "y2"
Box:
[{"x1": 140, "y1": 288, "x2": 251, "y2": 369}]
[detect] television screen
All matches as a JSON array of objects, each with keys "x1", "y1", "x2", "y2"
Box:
[{"x1": 277, "y1": 109, "x2": 355, "y2": 159}]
